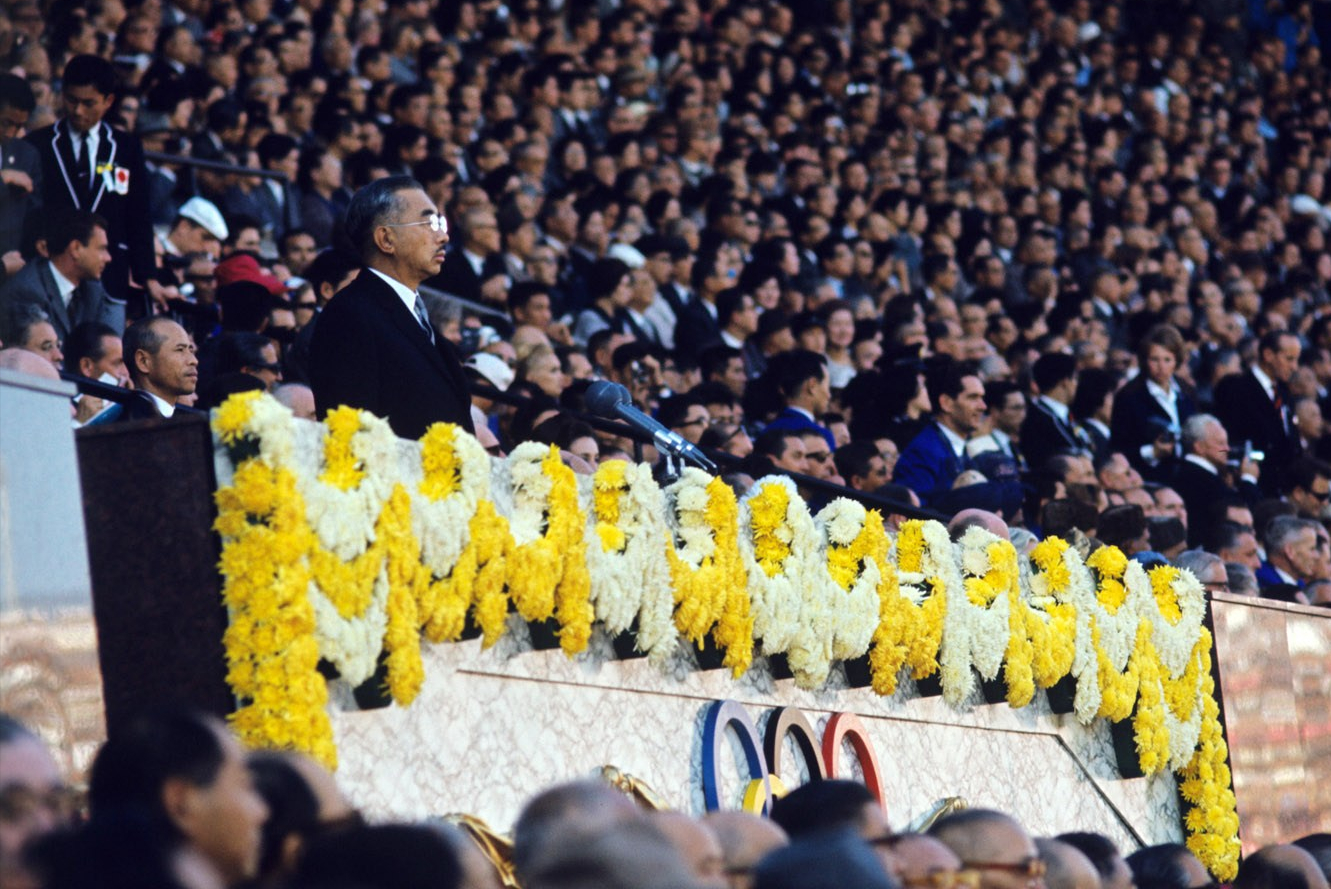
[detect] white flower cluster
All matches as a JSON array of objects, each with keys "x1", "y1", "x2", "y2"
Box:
[
  {"x1": 814, "y1": 498, "x2": 880, "y2": 663},
  {"x1": 587, "y1": 461, "x2": 679, "y2": 665},
  {"x1": 941, "y1": 526, "x2": 1013, "y2": 706}
]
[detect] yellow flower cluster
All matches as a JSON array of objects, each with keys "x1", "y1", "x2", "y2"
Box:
[
  {"x1": 1177, "y1": 630, "x2": 1242, "y2": 880},
  {"x1": 210, "y1": 394, "x2": 1240, "y2": 877},
  {"x1": 667, "y1": 475, "x2": 753, "y2": 676},
  {"x1": 320, "y1": 406, "x2": 367, "y2": 490},
  {"x1": 748, "y1": 482, "x2": 792, "y2": 577},
  {"x1": 215, "y1": 460, "x2": 335, "y2": 768},
  {"x1": 593, "y1": 461, "x2": 629, "y2": 553}
]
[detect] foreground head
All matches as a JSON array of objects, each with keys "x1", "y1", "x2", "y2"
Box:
[
  {"x1": 701, "y1": 811, "x2": 788, "y2": 889},
  {"x1": 928, "y1": 809, "x2": 1044, "y2": 889},
  {"x1": 651, "y1": 812, "x2": 727, "y2": 889},
  {"x1": 512, "y1": 780, "x2": 642, "y2": 883},
  {"x1": 292, "y1": 823, "x2": 461, "y2": 889},
  {"x1": 88, "y1": 709, "x2": 268, "y2": 886},
  {"x1": 1035, "y1": 838, "x2": 1099, "y2": 889},
  {"x1": 1125, "y1": 843, "x2": 1211, "y2": 889},
  {"x1": 1233, "y1": 844, "x2": 1329, "y2": 889},
  {"x1": 753, "y1": 830, "x2": 897, "y2": 889},
  {"x1": 0, "y1": 715, "x2": 68, "y2": 889}
]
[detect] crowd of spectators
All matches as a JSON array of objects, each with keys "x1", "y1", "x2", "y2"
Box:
[
  {"x1": 3, "y1": 709, "x2": 1331, "y2": 889},
  {"x1": 4, "y1": 2, "x2": 1331, "y2": 605}
]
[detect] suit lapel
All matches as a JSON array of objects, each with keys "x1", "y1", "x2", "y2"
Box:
[
  {"x1": 52, "y1": 122, "x2": 86, "y2": 209},
  {"x1": 89, "y1": 124, "x2": 116, "y2": 212},
  {"x1": 37, "y1": 261, "x2": 71, "y2": 333},
  {"x1": 362, "y1": 272, "x2": 454, "y2": 380}
]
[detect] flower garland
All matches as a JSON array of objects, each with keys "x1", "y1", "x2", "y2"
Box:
[
  {"x1": 741, "y1": 477, "x2": 835, "y2": 689},
  {"x1": 665, "y1": 470, "x2": 752, "y2": 676},
  {"x1": 948, "y1": 526, "x2": 1017, "y2": 706},
  {"x1": 588, "y1": 460, "x2": 678, "y2": 664},
  {"x1": 506, "y1": 443, "x2": 592, "y2": 655},
  {"x1": 891, "y1": 520, "x2": 949, "y2": 683},
  {"x1": 209, "y1": 393, "x2": 1242, "y2": 878},
  {"x1": 1177, "y1": 628, "x2": 1242, "y2": 881},
  {"x1": 214, "y1": 459, "x2": 335, "y2": 768},
  {"x1": 414, "y1": 423, "x2": 494, "y2": 643},
  {"x1": 816, "y1": 499, "x2": 884, "y2": 663}
]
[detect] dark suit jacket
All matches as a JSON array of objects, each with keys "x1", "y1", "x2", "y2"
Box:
[
  {"x1": 0, "y1": 137, "x2": 42, "y2": 265},
  {"x1": 308, "y1": 269, "x2": 475, "y2": 440},
  {"x1": 1021, "y1": 398, "x2": 1089, "y2": 472},
  {"x1": 0, "y1": 257, "x2": 122, "y2": 340},
  {"x1": 27, "y1": 120, "x2": 153, "y2": 302},
  {"x1": 1167, "y1": 458, "x2": 1259, "y2": 548},
  {"x1": 1212, "y1": 369, "x2": 1301, "y2": 496},
  {"x1": 894, "y1": 421, "x2": 966, "y2": 506},
  {"x1": 1110, "y1": 376, "x2": 1196, "y2": 476},
  {"x1": 765, "y1": 407, "x2": 836, "y2": 450}
]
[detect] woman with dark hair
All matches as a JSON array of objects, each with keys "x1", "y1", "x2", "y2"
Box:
[{"x1": 1110, "y1": 323, "x2": 1197, "y2": 477}]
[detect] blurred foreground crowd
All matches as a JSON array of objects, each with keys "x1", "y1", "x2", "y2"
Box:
[{"x1": 3, "y1": 709, "x2": 1331, "y2": 889}]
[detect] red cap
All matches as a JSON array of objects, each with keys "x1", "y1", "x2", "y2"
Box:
[{"x1": 215, "y1": 253, "x2": 289, "y2": 297}]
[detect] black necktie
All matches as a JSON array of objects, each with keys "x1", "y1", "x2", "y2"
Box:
[{"x1": 73, "y1": 132, "x2": 91, "y2": 201}]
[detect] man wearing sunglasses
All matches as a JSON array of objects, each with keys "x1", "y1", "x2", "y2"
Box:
[
  {"x1": 309, "y1": 176, "x2": 474, "y2": 439},
  {"x1": 929, "y1": 809, "x2": 1047, "y2": 889}
]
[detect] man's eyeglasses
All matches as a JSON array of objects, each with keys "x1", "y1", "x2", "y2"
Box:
[
  {"x1": 901, "y1": 871, "x2": 983, "y2": 889},
  {"x1": 0, "y1": 785, "x2": 83, "y2": 824},
  {"x1": 382, "y1": 213, "x2": 448, "y2": 234},
  {"x1": 963, "y1": 857, "x2": 1046, "y2": 879}
]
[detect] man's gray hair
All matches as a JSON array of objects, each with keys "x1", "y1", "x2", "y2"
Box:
[
  {"x1": 1265, "y1": 514, "x2": 1318, "y2": 553},
  {"x1": 1180, "y1": 413, "x2": 1220, "y2": 453},
  {"x1": 1225, "y1": 562, "x2": 1258, "y2": 596},
  {"x1": 1176, "y1": 549, "x2": 1223, "y2": 579},
  {"x1": 344, "y1": 175, "x2": 422, "y2": 262}
]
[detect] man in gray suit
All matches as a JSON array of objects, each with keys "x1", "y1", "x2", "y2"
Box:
[
  {"x1": 0, "y1": 208, "x2": 121, "y2": 341},
  {"x1": 0, "y1": 73, "x2": 41, "y2": 287}
]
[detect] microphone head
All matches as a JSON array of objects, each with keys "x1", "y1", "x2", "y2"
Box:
[{"x1": 585, "y1": 380, "x2": 632, "y2": 416}]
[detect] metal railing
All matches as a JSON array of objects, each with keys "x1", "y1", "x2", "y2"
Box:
[{"x1": 144, "y1": 150, "x2": 288, "y2": 182}]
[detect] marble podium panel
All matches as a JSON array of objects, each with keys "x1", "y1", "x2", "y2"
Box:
[{"x1": 330, "y1": 618, "x2": 1183, "y2": 849}]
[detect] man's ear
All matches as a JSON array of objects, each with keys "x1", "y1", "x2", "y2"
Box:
[
  {"x1": 79, "y1": 356, "x2": 96, "y2": 378},
  {"x1": 160, "y1": 775, "x2": 198, "y2": 835},
  {"x1": 133, "y1": 347, "x2": 152, "y2": 376},
  {"x1": 373, "y1": 225, "x2": 394, "y2": 256}
]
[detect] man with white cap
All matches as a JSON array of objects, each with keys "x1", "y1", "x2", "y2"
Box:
[
  {"x1": 464, "y1": 350, "x2": 513, "y2": 451},
  {"x1": 164, "y1": 196, "x2": 229, "y2": 260}
]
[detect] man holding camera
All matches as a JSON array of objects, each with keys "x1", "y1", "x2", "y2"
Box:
[{"x1": 1168, "y1": 414, "x2": 1261, "y2": 548}]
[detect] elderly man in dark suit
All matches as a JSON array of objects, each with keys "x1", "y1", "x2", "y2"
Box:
[
  {"x1": 1167, "y1": 414, "x2": 1260, "y2": 548},
  {"x1": 0, "y1": 74, "x2": 41, "y2": 287},
  {"x1": 1213, "y1": 330, "x2": 1303, "y2": 496},
  {"x1": 0, "y1": 208, "x2": 120, "y2": 340},
  {"x1": 26, "y1": 55, "x2": 166, "y2": 311},
  {"x1": 309, "y1": 176, "x2": 474, "y2": 439}
]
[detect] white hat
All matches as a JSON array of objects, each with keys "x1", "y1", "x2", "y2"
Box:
[
  {"x1": 607, "y1": 242, "x2": 646, "y2": 269},
  {"x1": 177, "y1": 196, "x2": 229, "y2": 241},
  {"x1": 465, "y1": 351, "x2": 515, "y2": 391},
  {"x1": 1290, "y1": 194, "x2": 1331, "y2": 228}
]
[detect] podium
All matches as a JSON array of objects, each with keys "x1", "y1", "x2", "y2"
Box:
[{"x1": 76, "y1": 414, "x2": 233, "y2": 734}]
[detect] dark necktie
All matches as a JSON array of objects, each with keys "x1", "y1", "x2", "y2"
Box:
[
  {"x1": 413, "y1": 294, "x2": 435, "y2": 344},
  {"x1": 73, "y1": 132, "x2": 91, "y2": 202}
]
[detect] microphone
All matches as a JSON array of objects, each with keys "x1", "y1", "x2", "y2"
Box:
[{"x1": 585, "y1": 381, "x2": 718, "y2": 472}]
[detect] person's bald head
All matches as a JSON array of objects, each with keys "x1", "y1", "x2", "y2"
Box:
[
  {"x1": 0, "y1": 347, "x2": 60, "y2": 380},
  {"x1": 513, "y1": 780, "x2": 642, "y2": 882},
  {"x1": 948, "y1": 509, "x2": 1011, "y2": 541},
  {"x1": 651, "y1": 811, "x2": 727, "y2": 889},
  {"x1": 891, "y1": 834, "x2": 968, "y2": 888},
  {"x1": 1037, "y1": 838, "x2": 1100, "y2": 889},
  {"x1": 928, "y1": 809, "x2": 1040, "y2": 888},
  {"x1": 1234, "y1": 843, "x2": 1329, "y2": 889},
  {"x1": 701, "y1": 811, "x2": 788, "y2": 889}
]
